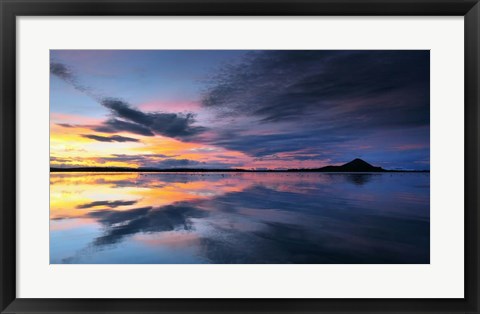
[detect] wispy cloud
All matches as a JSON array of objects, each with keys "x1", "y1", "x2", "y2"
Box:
[
  {"x1": 56, "y1": 123, "x2": 76, "y2": 128},
  {"x1": 81, "y1": 134, "x2": 140, "y2": 143},
  {"x1": 76, "y1": 200, "x2": 138, "y2": 209},
  {"x1": 202, "y1": 50, "x2": 429, "y2": 126},
  {"x1": 50, "y1": 63, "x2": 98, "y2": 98}
]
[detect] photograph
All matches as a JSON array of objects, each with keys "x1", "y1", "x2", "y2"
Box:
[{"x1": 50, "y1": 50, "x2": 430, "y2": 264}]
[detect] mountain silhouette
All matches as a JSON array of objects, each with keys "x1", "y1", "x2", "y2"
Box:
[{"x1": 319, "y1": 158, "x2": 384, "y2": 172}]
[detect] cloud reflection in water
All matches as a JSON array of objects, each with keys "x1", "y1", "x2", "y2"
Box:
[{"x1": 50, "y1": 172, "x2": 429, "y2": 264}]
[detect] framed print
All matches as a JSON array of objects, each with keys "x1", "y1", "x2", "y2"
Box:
[
  {"x1": 1, "y1": 0, "x2": 479, "y2": 313},
  {"x1": 48, "y1": 49, "x2": 431, "y2": 265}
]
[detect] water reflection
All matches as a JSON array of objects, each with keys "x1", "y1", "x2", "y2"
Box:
[{"x1": 50, "y1": 172, "x2": 429, "y2": 264}]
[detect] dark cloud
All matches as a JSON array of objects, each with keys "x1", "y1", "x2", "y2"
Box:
[
  {"x1": 98, "y1": 98, "x2": 206, "y2": 139},
  {"x1": 57, "y1": 123, "x2": 75, "y2": 128},
  {"x1": 93, "y1": 154, "x2": 177, "y2": 166},
  {"x1": 50, "y1": 62, "x2": 94, "y2": 96},
  {"x1": 202, "y1": 50, "x2": 429, "y2": 126},
  {"x1": 199, "y1": 129, "x2": 350, "y2": 158},
  {"x1": 81, "y1": 134, "x2": 140, "y2": 143},
  {"x1": 198, "y1": 50, "x2": 429, "y2": 164},
  {"x1": 50, "y1": 63, "x2": 75, "y2": 82},
  {"x1": 76, "y1": 200, "x2": 138, "y2": 209},
  {"x1": 107, "y1": 153, "x2": 172, "y2": 161},
  {"x1": 50, "y1": 163, "x2": 88, "y2": 168},
  {"x1": 155, "y1": 159, "x2": 200, "y2": 168},
  {"x1": 94, "y1": 118, "x2": 155, "y2": 136}
]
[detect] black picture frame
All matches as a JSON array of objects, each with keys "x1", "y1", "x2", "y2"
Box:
[{"x1": 1, "y1": 0, "x2": 479, "y2": 313}]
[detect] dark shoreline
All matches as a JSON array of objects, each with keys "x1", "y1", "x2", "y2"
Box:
[
  {"x1": 50, "y1": 159, "x2": 429, "y2": 173},
  {"x1": 50, "y1": 167, "x2": 429, "y2": 173}
]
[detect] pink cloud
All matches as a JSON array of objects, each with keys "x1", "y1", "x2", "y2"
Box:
[{"x1": 138, "y1": 101, "x2": 201, "y2": 113}]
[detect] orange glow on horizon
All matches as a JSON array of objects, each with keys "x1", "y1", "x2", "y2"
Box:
[{"x1": 50, "y1": 113, "x2": 332, "y2": 170}]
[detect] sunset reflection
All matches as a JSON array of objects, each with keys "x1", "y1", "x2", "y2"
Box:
[{"x1": 51, "y1": 172, "x2": 429, "y2": 264}]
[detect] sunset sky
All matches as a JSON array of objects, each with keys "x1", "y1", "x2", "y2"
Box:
[{"x1": 50, "y1": 50, "x2": 430, "y2": 170}]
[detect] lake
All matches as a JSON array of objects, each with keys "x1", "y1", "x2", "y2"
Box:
[{"x1": 50, "y1": 172, "x2": 429, "y2": 264}]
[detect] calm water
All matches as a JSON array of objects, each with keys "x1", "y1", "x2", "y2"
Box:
[{"x1": 50, "y1": 172, "x2": 429, "y2": 264}]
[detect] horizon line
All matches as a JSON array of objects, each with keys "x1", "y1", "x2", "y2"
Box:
[{"x1": 50, "y1": 166, "x2": 430, "y2": 173}]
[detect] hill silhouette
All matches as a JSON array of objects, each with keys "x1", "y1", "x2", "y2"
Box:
[
  {"x1": 50, "y1": 158, "x2": 428, "y2": 173},
  {"x1": 316, "y1": 158, "x2": 384, "y2": 172}
]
